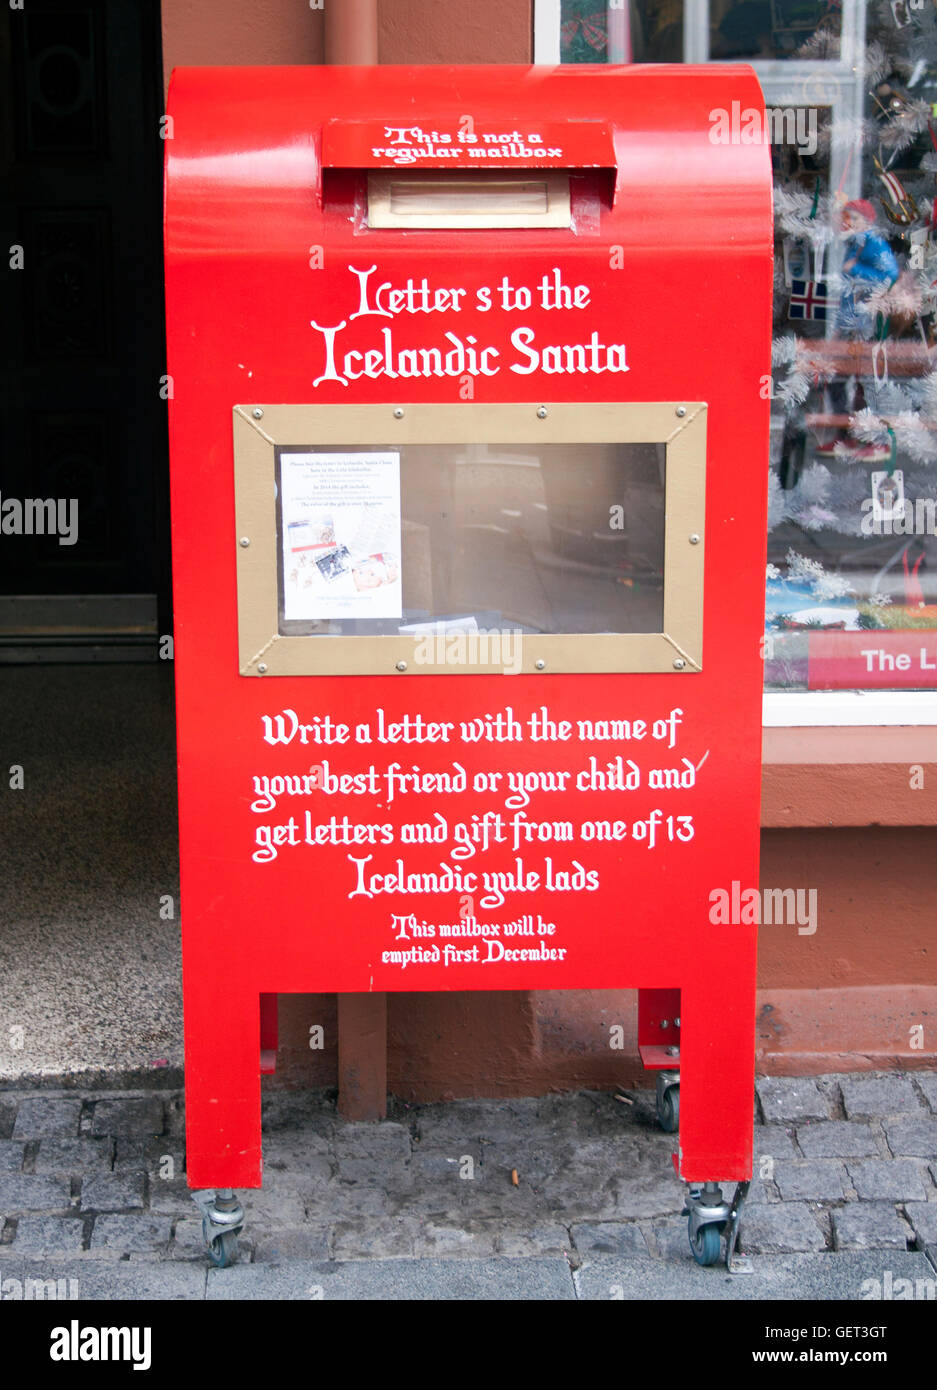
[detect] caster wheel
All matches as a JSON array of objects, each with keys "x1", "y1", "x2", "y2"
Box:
[
  {"x1": 207, "y1": 1229, "x2": 239, "y2": 1268},
  {"x1": 657, "y1": 1084, "x2": 679, "y2": 1134},
  {"x1": 689, "y1": 1221, "x2": 722, "y2": 1267}
]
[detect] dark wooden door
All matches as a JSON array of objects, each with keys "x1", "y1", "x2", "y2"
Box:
[{"x1": 0, "y1": 0, "x2": 167, "y2": 646}]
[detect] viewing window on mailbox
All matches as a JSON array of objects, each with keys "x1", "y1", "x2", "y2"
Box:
[
  {"x1": 275, "y1": 442, "x2": 665, "y2": 639},
  {"x1": 233, "y1": 403, "x2": 705, "y2": 676}
]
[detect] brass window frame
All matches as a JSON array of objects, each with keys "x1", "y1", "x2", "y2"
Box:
[{"x1": 232, "y1": 402, "x2": 706, "y2": 677}]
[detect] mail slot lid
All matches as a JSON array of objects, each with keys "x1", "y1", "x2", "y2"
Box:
[{"x1": 321, "y1": 119, "x2": 617, "y2": 172}]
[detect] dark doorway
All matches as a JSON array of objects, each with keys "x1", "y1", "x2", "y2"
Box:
[{"x1": 0, "y1": 0, "x2": 168, "y2": 659}]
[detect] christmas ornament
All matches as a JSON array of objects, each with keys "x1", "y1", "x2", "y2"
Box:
[
  {"x1": 871, "y1": 468, "x2": 905, "y2": 526},
  {"x1": 873, "y1": 155, "x2": 919, "y2": 226},
  {"x1": 789, "y1": 278, "x2": 833, "y2": 320}
]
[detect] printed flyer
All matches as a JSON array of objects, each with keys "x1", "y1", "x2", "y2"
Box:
[{"x1": 279, "y1": 449, "x2": 402, "y2": 621}]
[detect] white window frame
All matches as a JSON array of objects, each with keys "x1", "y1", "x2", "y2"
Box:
[{"x1": 534, "y1": 0, "x2": 937, "y2": 726}]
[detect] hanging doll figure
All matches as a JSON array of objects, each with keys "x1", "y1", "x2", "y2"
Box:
[
  {"x1": 835, "y1": 199, "x2": 899, "y2": 336},
  {"x1": 816, "y1": 201, "x2": 901, "y2": 461}
]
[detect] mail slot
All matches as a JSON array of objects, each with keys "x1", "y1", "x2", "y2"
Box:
[{"x1": 164, "y1": 63, "x2": 773, "y2": 1268}]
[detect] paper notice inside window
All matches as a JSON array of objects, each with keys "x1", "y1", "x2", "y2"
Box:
[{"x1": 280, "y1": 451, "x2": 402, "y2": 620}]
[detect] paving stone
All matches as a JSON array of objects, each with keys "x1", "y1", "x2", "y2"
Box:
[
  {"x1": 412, "y1": 1220, "x2": 499, "y2": 1259},
  {"x1": 33, "y1": 1138, "x2": 112, "y2": 1175},
  {"x1": 261, "y1": 1091, "x2": 336, "y2": 1133},
  {"x1": 333, "y1": 1122, "x2": 411, "y2": 1162},
  {"x1": 12, "y1": 1216, "x2": 84, "y2": 1255},
  {"x1": 916, "y1": 1075, "x2": 937, "y2": 1114},
  {"x1": 90, "y1": 1097, "x2": 165, "y2": 1138},
  {"x1": 408, "y1": 1149, "x2": 481, "y2": 1183},
  {"x1": 883, "y1": 1115, "x2": 937, "y2": 1158},
  {"x1": 774, "y1": 1161, "x2": 846, "y2": 1202},
  {"x1": 738, "y1": 1203, "x2": 826, "y2": 1253},
  {"x1": 80, "y1": 1173, "x2": 145, "y2": 1213},
  {"x1": 149, "y1": 1179, "x2": 200, "y2": 1215},
  {"x1": 237, "y1": 1184, "x2": 306, "y2": 1226},
  {"x1": 90, "y1": 1213, "x2": 172, "y2": 1253},
  {"x1": 207, "y1": 1256, "x2": 575, "y2": 1300},
  {"x1": 429, "y1": 1178, "x2": 544, "y2": 1224},
  {"x1": 0, "y1": 1142, "x2": 24, "y2": 1174},
  {"x1": 334, "y1": 1156, "x2": 413, "y2": 1190},
  {"x1": 832, "y1": 1204, "x2": 912, "y2": 1251},
  {"x1": 754, "y1": 1125, "x2": 798, "y2": 1159},
  {"x1": 304, "y1": 1182, "x2": 388, "y2": 1220},
  {"x1": 795, "y1": 1121, "x2": 879, "y2": 1159},
  {"x1": 415, "y1": 1100, "x2": 533, "y2": 1147},
  {"x1": 651, "y1": 1221, "x2": 694, "y2": 1261},
  {"x1": 536, "y1": 1091, "x2": 624, "y2": 1135},
  {"x1": 17, "y1": 1258, "x2": 205, "y2": 1299},
  {"x1": 571, "y1": 1222, "x2": 648, "y2": 1256},
  {"x1": 12, "y1": 1098, "x2": 82, "y2": 1140},
  {"x1": 734, "y1": 1177, "x2": 773, "y2": 1205},
  {"x1": 252, "y1": 1226, "x2": 330, "y2": 1262},
  {"x1": 479, "y1": 1142, "x2": 572, "y2": 1188},
  {"x1": 113, "y1": 1139, "x2": 184, "y2": 1174},
  {"x1": 330, "y1": 1215, "x2": 419, "y2": 1259},
  {"x1": 263, "y1": 1126, "x2": 332, "y2": 1166},
  {"x1": 605, "y1": 1170, "x2": 687, "y2": 1222},
  {"x1": 498, "y1": 1223, "x2": 572, "y2": 1258},
  {"x1": 841, "y1": 1074, "x2": 921, "y2": 1119},
  {"x1": 268, "y1": 1155, "x2": 332, "y2": 1193},
  {"x1": 169, "y1": 1218, "x2": 207, "y2": 1260},
  {"x1": 574, "y1": 1251, "x2": 933, "y2": 1300},
  {"x1": 847, "y1": 1159, "x2": 928, "y2": 1202},
  {"x1": 164, "y1": 1094, "x2": 186, "y2": 1138},
  {"x1": 0, "y1": 1175, "x2": 70, "y2": 1212},
  {"x1": 756, "y1": 1077, "x2": 829, "y2": 1124},
  {"x1": 0, "y1": 1100, "x2": 15, "y2": 1141},
  {"x1": 903, "y1": 1203, "x2": 937, "y2": 1248}
]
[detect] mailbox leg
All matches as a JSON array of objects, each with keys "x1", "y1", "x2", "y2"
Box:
[
  {"x1": 260, "y1": 992, "x2": 278, "y2": 1075},
  {"x1": 184, "y1": 983, "x2": 263, "y2": 1191},
  {"x1": 676, "y1": 970, "x2": 756, "y2": 1268},
  {"x1": 637, "y1": 988, "x2": 682, "y2": 1131}
]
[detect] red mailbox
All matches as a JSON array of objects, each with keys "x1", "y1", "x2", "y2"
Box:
[{"x1": 164, "y1": 64, "x2": 773, "y2": 1268}]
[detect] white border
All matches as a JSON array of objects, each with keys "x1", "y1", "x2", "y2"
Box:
[
  {"x1": 533, "y1": 0, "x2": 561, "y2": 64},
  {"x1": 764, "y1": 692, "x2": 937, "y2": 726}
]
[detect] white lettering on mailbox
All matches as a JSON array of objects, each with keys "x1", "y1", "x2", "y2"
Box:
[{"x1": 308, "y1": 265, "x2": 628, "y2": 387}]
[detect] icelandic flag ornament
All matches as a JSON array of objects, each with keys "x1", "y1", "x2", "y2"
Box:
[{"x1": 789, "y1": 279, "x2": 832, "y2": 321}]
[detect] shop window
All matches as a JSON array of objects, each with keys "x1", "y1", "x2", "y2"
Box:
[{"x1": 537, "y1": 0, "x2": 937, "y2": 717}]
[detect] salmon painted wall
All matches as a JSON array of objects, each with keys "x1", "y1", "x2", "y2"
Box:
[{"x1": 161, "y1": 0, "x2": 531, "y2": 93}]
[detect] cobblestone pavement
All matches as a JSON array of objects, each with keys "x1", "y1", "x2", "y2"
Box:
[{"x1": 1, "y1": 1071, "x2": 935, "y2": 1299}]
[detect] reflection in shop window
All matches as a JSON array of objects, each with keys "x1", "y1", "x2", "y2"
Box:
[
  {"x1": 546, "y1": 0, "x2": 937, "y2": 695},
  {"x1": 765, "y1": 0, "x2": 937, "y2": 693},
  {"x1": 559, "y1": 1, "x2": 631, "y2": 62}
]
